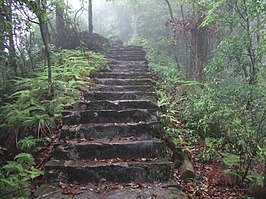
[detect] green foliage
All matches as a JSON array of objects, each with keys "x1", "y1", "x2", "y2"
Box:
[
  {"x1": 0, "y1": 153, "x2": 41, "y2": 199},
  {"x1": 0, "y1": 50, "x2": 105, "y2": 137},
  {"x1": 18, "y1": 136, "x2": 40, "y2": 150},
  {"x1": 0, "y1": 49, "x2": 105, "y2": 198}
]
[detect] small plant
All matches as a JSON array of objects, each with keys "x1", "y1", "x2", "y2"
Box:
[{"x1": 0, "y1": 153, "x2": 41, "y2": 199}]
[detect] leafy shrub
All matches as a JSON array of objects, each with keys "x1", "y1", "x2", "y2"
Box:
[{"x1": 0, "y1": 152, "x2": 41, "y2": 199}]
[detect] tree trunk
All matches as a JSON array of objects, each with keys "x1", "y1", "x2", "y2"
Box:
[
  {"x1": 165, "y1": 0, "x2": 180, "y2": 69},
  {"x1": 88, "y1": 0, "x2": 93, "y2": 35},
  {"x1": 56, "y1": 1, "x2": 65, "y2": 48},
  {"x1": 37, "y1": 0, "x2": 52, "y2": 94},
  {"x1": 0, "y1": 0, "x2": 6, "y2": 54},
  {"x1": 189, "y1": 17, "x2": 208, "y2": 82},
  {"x1": 7, "y1": 0, "x2": 17, "y2": 75},
  {"x1": 165, "y1": 0, "x2": 174, "y2": 20}
]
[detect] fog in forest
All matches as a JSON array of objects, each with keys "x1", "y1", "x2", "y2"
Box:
[{"x1": 68, "y1": 0, "x2": 170, "y2": 43}]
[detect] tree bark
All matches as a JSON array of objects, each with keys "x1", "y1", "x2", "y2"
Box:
[
  {"x1": 189, "y1": 16, "x2": 208, "y2": 82},
  {"x1": 0, "y1": 0, "x2": 6, "y2": 53},
  {"x1": 7, "y1": 0, "x2": 17, "y2": 75},
  {"x1": 88, "y1": 0, "x2": 93, "y2": 35},
  {"x1": 164, "y1": 0, "x2": 180, "y2": 69},
  {"x1": 56, "y1": 1, "x2": 65, "y2": 48},
  {"x1": 37, "y1": 0, "x2": 52, "y2": 93}
]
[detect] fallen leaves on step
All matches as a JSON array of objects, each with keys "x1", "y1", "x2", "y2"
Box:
[{"x1": 59, "y1": 182, "x2": 85, "y2": 196}]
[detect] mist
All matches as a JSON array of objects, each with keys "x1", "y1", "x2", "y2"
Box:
[{"x1": 67, "y1": 0, "x2": 170, "y2": 43}]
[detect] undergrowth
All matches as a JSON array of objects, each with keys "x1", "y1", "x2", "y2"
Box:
[
  {"x1": 0, "y1": 49, "x2": 105, "y2": 198},
  {"x1": 142, "y1": 38, "x2": 266, "y2": 194}
]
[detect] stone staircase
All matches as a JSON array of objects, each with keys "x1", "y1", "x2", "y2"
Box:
[{"x1": 35, "y1": 45, "x2": 183, "y2": 198}]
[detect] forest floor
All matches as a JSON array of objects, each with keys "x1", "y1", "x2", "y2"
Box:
[{"x1": 174, "y1": 140, "x2": 247, "y2": 198}]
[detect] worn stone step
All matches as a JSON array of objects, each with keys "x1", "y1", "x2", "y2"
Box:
[
  {"x1": 107, "y1": 55, "x2": 146, "y2": 59},
  {"x1": 106, "y1": 68, "x2": 149, "y2": 72},
  {"x1": 84, "y1": 91, "x2": 156, "y2": 101},
  {"x1": 73, "y1": 100, "x2": 158, "y2": 111},
  {"x1": 108, "y1": 57, "x2": 146, "y2": 62},
  {"x1": 60, "y1": 121, "x2": 162, "y2": 140},
  {"x1": 105, "y1": 67, "x2": 149, "y2": 72},
  {"x1": 108, "y1": 51, "x2": 145, "y2": 55},
  {"x1": 53, "y1": 138, "x2": 166, "y2": 160},
  {"x1": 107, "y1": 59, "x2": 147, "y2": 63},
  {"x1": 91, "y1": 72, "x2": 153, "y2": 79},
  {"x1": 90, "y1": 85, "x2": 154, "y2": 92},
  {"x1": 110, "y1": 45, "x2": 144, "y2": 50},
  {"x1": 109, "y1": 48, "x2": 145, "y2": 53},
  {"x1": 62, "y1": 109, "x2": 157, "y2": 125},
  {"x1": 45, "y1": 159, "x2": 173, "y2": 183},
  {"x1": 34, "y1": 182, "x2": 184, "y2": 199},
  {"x1": 94, "y1": 78, "x2": 154, "y2": 86}
]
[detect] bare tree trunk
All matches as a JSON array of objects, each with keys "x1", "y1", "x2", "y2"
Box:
[
  {"x1": 189, "y1": 16, "x2": 208, "y2": 82},
  {"x1": 37, "y1": 0, "x2": 52, "y2": 94},
  {"x1": 164, "y1": 0, "x2": 180, "y2": 69},
  {"x1": 0, "y1": 0, "x2": 6, "y2": 54},
  {"x1": 7, "y1": 0, "x2": 17, "y2": 75},
  {"x1": 165, "y1": 0, "x2": 174, "y2": 20},
  {"x1": 88, "y1": 0, "x2": 93, "y2": 35},
  {"x1": 56, "y1": 1, "x2": 65, "y2": 48},
  {"x1": 180, "y1": 4, "x2": 190, "y2": 68}
]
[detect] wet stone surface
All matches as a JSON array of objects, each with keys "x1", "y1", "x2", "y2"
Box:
[
  {"x1": 37, "y1": 44, "x2": 184, "y2": 198},
  {"x1": 34, "y1": 182, "x2": 184, "y2": 199}
]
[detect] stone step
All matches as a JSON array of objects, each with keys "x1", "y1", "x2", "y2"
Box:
[
  {"x1": 90, "y1": 84, "x2": 154, "y2": 92},
  {"x1": 108, "y1": 57, "x2": 146, "y2": 62},
  {"x1": 62, "y1": 109, "x2": 157, "y2": 125},
  {"x1": 109, "y1": 48, "x2": 145, "y2": 53},
  {"x1": 84, "y1": 91, "x2": 156, "y2": 101},
  {"x1": 34, "y1": 182, "x2": 183, "y2": 199},
  {"x1": 109, "y1": 49, "x2": 145, "y2": 53},
  {"x1": 91, "y1": 71, "x2": 153, "y2": 79},
  {"x1": 45, "y1": 159, "x2": 173, "y2": 183},
  {"x1": 110, "y1": 45, "x2": 144, "y2": 50},
  {"x1": 106, "y1": 65, "x2": 148, "y2": 71},
  {"x1": 73, "y1": 100, "x2": 158, "y2": 111},
  {"x1": 107, "y1": 60, "x2": 147, "y2": 65},
  {"x1": 94, "y1": 78, "x2": 154, "y2": 86},
  {"x1": 53, "y1": 138, "x2": 166, "y2": 160},
  {"x1": 60, "y1": 121, "x2": 162, "y2": 140},
  {"x1": 105, "y1": 68, "x2": 149, "y2": 72},
  {"x1": 107, "y1": 55, "x2": 146, "y2": 59},
  {"x1": 109, "y1": 50, "x2": 146, "y2": 54}
]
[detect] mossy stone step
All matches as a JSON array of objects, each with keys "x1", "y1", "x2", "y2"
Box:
[
  {"x1": 53, "y1": 138, "x2": 167, "y2": 160},
  {"x1": 45, "y1": 159, "x2": 173, "y2": 183},
  {"x1": 84, "y1": 91, "x2": 156, "y2": 101},
  {"x1": 60, "y1": 121, "x2": 162, "y2": 140},
  {"x1": 73, "y1": 100, "x2": 158, "y2": 111},
  {"x1": 91, "y1": 71, "x2": 153, "y2": 79},
  {"x1": 90, "y1": 85, "x2": 154, "y2": 92},
  {"x1": 94, "y1": 78, "x2": 154, "y2": 86},
  {"x1": 107, "y1": 60, "x2": 147, "y2": 66},
  {"x1": 62, "y1": 109, "x2": 157, "y2": 125},
  {"x1": 108, "y1": 56, "x2": 146, "y2": 61}
]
